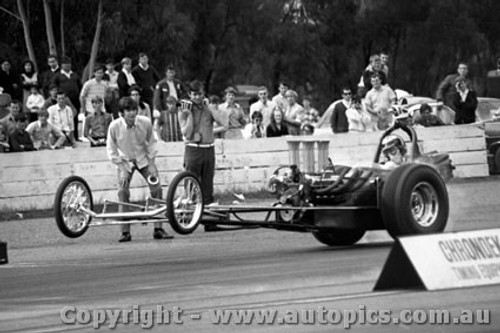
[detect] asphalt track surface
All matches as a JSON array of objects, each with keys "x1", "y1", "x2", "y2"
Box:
[{"x1": 1, "y1": 177, "x2": 500, "y2": 332}]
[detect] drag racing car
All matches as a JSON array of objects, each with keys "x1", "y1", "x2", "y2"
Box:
[{"x1": 54, "y1": 116, "x2": 453, "y2": 246}]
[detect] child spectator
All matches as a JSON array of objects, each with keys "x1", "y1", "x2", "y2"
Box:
[
  {"x1": 242, "y1": 111, "x2": 265, "y2": 139},
  {"x1": 84, "y1": 95, "x2": 112, "y2": 147},
  {"x1": 47, "y1": 90, "x2": 75, "y2": 147},
  {"x1": 8, "y1": 113, "x2": 35, "y2": 152},
  {"x1": 156, "y1": 95, "x2": 183, "y2": 142},
  {"x1": 26, "y1": 85, "x2": 45, "y2": 122},
  {"x1": 27, "y1": 108, "x2": 66, "y2": 150}
]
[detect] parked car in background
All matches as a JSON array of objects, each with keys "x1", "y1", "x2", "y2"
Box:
[{"x1": 474, "y1": 97, "x2": 500, "y2": 174}]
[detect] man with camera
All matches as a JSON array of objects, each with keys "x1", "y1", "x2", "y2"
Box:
[{"x1": 178, "y1": 80, "x2": 225, "y2": 206}]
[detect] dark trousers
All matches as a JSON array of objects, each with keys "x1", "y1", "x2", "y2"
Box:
[{"x1": 184, "y1": 146, "x2": 215, "y2": 204}]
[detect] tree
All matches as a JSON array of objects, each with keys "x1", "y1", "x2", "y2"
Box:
[{"x1": 43, "y1": 0, "x2": 57, "y2": 56}]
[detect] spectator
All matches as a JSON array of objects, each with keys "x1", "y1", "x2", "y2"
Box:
[
  {"x1": 129, "y1": 85, "x2": 152, "y2": 121},
  {"x1": 346, "y1": 95, "x2": 372, "y2": 132},
  {"x1": 43, "y1": 83, "x2": 77, "y2": 115},
  {"x1": 117, "y1": 57, "x2": 136, "y2": 98},
  {"x1": 266, "y1": 108, "x2": 289, "y2": 137},
  {"x1": 209, "y1": 95, "x2": 227, "y2": 139},
  {"x1": 20, "y1": 59, "x2": 38, "y2": 110},
  {"x1": 131, "y1": 52, "x2": 160, "y2": 107},
  {"x1": 0, "y1": 99, "x2": 23, "y2": 134},
  {"x1": 365, "y1": 73, "x2": 397, "y2": 130},
  {"x1": 40, "y1": 55, "x2": 60, "y2": 97},
  {"x1": 436, "y1": 62, "x2": 471, "y2": 111},
  {"x1": 8, "y1": 113, "x2": 34, "y2": 152},
  {"x1": 52, "y1": 56, "x2": 81, "y2": 140},
  {"x1": 153, "y1": 64, "x2": 186, "y2": 116},
  {"x1": 218, "y1": 86, "x2": 246, "y2": 139},
  {"x1": 47, "y1": 90, "x2": 75, "y2": 146},
  {"x1": 283, "y1": 89, "x2": 305, "y2": 135},
  {"x1": 104, "y1": 87, "x2": 120, "y2": 119},
  {"x1": 156, "y1": 95, "x2": 183, "y2": 142},
  {"x1": 413, "y1": 103, "x2": 445, "y2": 127},
  {"x1": 272, "y1": 81, "x2": 290, "y2": 112},
  {"x1": 242, "y1": 111, "x2": 265, "y2": 139},
  {"x1": 380, "y1": 52, "x2": 390, "y2": 78},
  {"x1": 84, "y1": 95, "x2": 112, "y2": 147},
  {"x1": 452, "y1": 76, "x2": 478, "y2": 124},
  {"x1": 249, "y1": 86, "x2": 277, "y2": 129},
  {"x1": 330, "y1": 87, "x2": 351, "y2": 134},
  {"x1": 26, "y1": 85, "x2": 45, "y2": 122},
  {"x1": 485, "y1": 57, "x2": 500, "y2": 98},
  {"x1": 80, "y1": 65, "x2": 109, "y2": 115},
  {"x1": 0, "y1": 59, "x2": 20, "y2": 99},
  {"x1": 178, "y1": 79, "x2": 226, "y2": 205},
  {"x1": 26, "y1": 108, "x2": 66, "y2": 150},
  {"x1": 106, "y1": 97, "x2": 173, "y2": 242},
  {"x1": 104, "y1": 58, "x2": 119, "y2": 97},
  {"x1": 302, "y1": 95, "x2": 319, "y2": 124},
  {"x1": 358, "y1": 54, "x2": 387, "y2": 97},
  {"x1": 0, "y1": 121, "x2": 8, "y2": 152}
]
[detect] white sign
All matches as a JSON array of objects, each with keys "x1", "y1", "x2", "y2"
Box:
[{"x1": 374, "y1": 228, "x2": 500, "y2": 291}]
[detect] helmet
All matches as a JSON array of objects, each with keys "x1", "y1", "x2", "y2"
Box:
[{"x1": 381, "y1": 134, "x2": 406, "y2": 156}]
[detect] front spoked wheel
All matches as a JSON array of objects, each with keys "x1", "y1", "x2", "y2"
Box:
[
  {"x1": 166, "y1": 171, "x2": 204, "y2": 235},
  {"x1": 54, "y1": 176, "x2": 94, "y2": 238}
]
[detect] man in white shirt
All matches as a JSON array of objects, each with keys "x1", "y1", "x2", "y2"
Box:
[
  {"x1": 106, "y1": 96, "x2": 173, "y2": 242},
  {"x1": 271, "y1": 81, "x2": 290, "y2": 112},
  {"x1": 249, "y1": 86, "x2": 276, "y2": 129},
  {"x1": 26, "y1": 108, "x2": 66, "y2": 149},
  {"x1": 47, "y1": 91, "x2": 75, "y2": 146},
  {"x1": 365, "y1": 73, "x2": 397, "y2": 130}
]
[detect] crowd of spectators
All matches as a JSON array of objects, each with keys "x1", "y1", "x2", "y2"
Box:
[{"x1": 0, "y1": 50, "x2": 488, "y2": 153}]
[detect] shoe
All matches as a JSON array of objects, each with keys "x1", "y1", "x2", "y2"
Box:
[
  {"x1": 118, "y1": 233, "x2": 131, "y2": 242},
  {"x1": 153, "y1": 228, "x2": 174, "y2": 240}
]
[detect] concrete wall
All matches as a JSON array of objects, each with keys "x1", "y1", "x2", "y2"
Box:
[{"x1": 0, "y1": 125, "x2": 488, "y2": 212}]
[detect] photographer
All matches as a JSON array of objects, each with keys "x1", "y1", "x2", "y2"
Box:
[{"x1": 178, "y1": 80, "x2": 225, "y2": 205}]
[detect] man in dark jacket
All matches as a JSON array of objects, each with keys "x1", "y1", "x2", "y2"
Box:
[
  {"x1": 131, "y1": 53, "x2": 160, "y2": 107},
  {"x1": 330, "y1": 88, "x2": 351, "y2": 133},
  {"x1": 436, "y1": 62, "x2": 472, "y2": 111},
  {"x1": 452, "y1": 76, "x2": 477, "y2": 124},
  {"x1": 153, "y1": 64, "x2": 186, "y2": 113}
]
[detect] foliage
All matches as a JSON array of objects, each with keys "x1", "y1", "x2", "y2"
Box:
[{"x1": 2, "y1": 0, "x2": 500, "y2": 112}]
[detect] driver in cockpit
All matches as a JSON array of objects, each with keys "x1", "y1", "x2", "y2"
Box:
[{"x1": 378, "y1": 134, "x2": 407, "y2": 170}]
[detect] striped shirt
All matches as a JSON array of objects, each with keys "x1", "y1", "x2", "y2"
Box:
[
  {"x1": 80, "y1": 78, "x2": 108, "y2": 112},
  {"x1": 157, "y1": 110, "x2": 182, "y2": 142}
]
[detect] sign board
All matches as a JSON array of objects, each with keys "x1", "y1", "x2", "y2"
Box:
[{"x1": 374, "y1": 228, "x2": 500, "y2": 291}]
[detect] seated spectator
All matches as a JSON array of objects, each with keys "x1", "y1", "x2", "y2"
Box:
[
  {"x1": 284, "y1": 89, "x2": 305, "y2": 135},
  {"x1": 47, "y1": 90, "x2": 75, "y2": 146},
  {"x1": 84, "y1": 96, "x2": 112, "y2": 147},
  {"x1": 157, "y1": 95, "x2": 183, "y2": 142},
  {"x1": 346, "y1": 95, "x2": 372, "y2": 132},
  {"x1": 0, "y1": 99, "x2": 23, "y2": 134},
  {"x1": 0, "y1": 121, "x2": 9, "y2": 152},
  {"x1": 26, "y1": 108, "x2": 65, "y2": 150},
  {"x1": 242, "y1": 111, "x2": 265, "y2": 139},
  {"x1": 452, "y1": 76, "x2": 477, "y2": 124},
  {"x1": 129, "y1": 85, "x2": 152, "y2": 121},
  {"x1": 8, "y1": 113, "x2": 35, "y2": 152},
  {"x1": 26, "y1": 85, "x2": 45, "y2": 122},
  {"x1": 43, "y1": 84, "x2": 77, "y2": 115},
  {"x1": 413, "y1": 103, "x2": 444, "y2": 127},
  {"x1": 266, "y1": 109, "x2": 289, "y2": 137}
]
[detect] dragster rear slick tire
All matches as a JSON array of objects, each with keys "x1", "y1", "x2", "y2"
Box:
[
  {"x1": 381, "y1": 163, "x2": 449, "y2": 238},
  {"x1": 166, "y1": 171, "x2": 204, "y2": 235},
  {"x1": 54, "y1": 176, "x2": 94, "y2": 238},
  {"x1": 312, "y1": 229, "x2": 366, "y2": 246}
]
